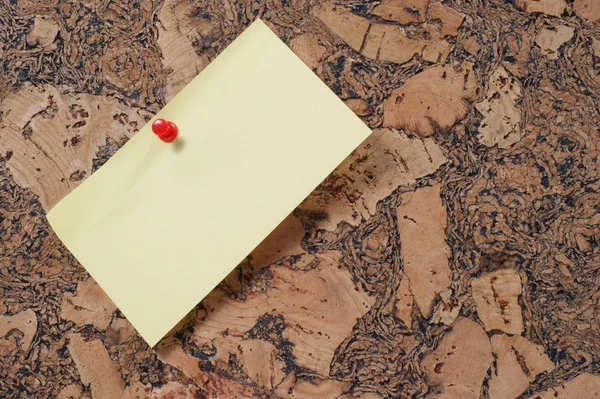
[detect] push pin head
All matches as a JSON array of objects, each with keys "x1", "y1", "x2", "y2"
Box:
[
  {"x1": 161, "y1": 122, "x2": 179, "y2": 143},
  {"x1": 152, "y1": 118, "x2": 179, "y2": 143},
  {"x1": 152, "y1": 118, "x2": 169, "y2": 136}
]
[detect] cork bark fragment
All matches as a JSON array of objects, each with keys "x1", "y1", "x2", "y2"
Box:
[
  {"x1": 396, "y1": 184, "x2": 451, "y2": 319},
  {"x1": 0, "y1": 309, "x2": 37, "y2": 351},
  {"x1": 26, "y1": 16, "x2": 58, "y2": 49},
  {"x1": 372, "y1": 0, "x2": 426, "y2": 23},
  {"x1": 290, "y1": 33, "x2": 327, "y2": 70},
  {"x1": 574, "y1": 0, "x2": 600, "y2": 22},
  {"x1": 476, "y1": 66, "x2": 522, "y2": 148},
  {"x1": 61, "y1": 278, "x2": 117, "y2": 331},
  {"x1": 431, "y1": 289, "x2": 461, "y2": 326},
  {"x1": 67, "y1": 334, "x2": 125, "y2": 399},
  {"x1": 383, "y1": 64, "x2": 477, "y2": 137},
  {"x1": 514, "y1": 0, "x2": 566, "y2": 17},
  {"x1": 471, "y1": 269, "x2": 524, "y2": 335},
  {"x1": 488, "y1": 334, "x2": 554, "y2": 399},
  {"x1": 394, "y1": 276, "x2": 414, "y2": 328},
  {"x1": 422, "y1": 317, "x2": 492, "y2": 399},
  {"x1": 536, "y1": 25, "x2": 575, "y2": 60}
]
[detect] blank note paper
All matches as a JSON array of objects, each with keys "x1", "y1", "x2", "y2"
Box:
[{"x1": 47, "y1": 19, "x2": 371, "y2": 347}]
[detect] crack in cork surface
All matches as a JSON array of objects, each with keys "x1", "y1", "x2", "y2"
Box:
[{"x1": 2, "y1": 0, "x2": 600, "y2": 398}]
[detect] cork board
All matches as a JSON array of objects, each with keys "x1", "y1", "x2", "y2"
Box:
[{"x1": 1, "y1": 0, "x2": 600, "y2": 398}]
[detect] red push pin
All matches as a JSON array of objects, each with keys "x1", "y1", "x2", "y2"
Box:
[{"x1": 152, "y1": 118, "x2": 178, "y2": 143}]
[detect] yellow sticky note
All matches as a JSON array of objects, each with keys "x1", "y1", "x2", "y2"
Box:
[{"x1": 47, "y1": 19, "x2": 371, "y2": 347}]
